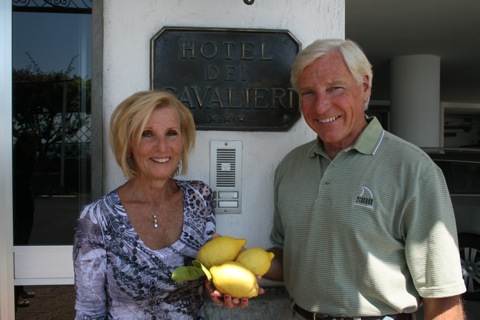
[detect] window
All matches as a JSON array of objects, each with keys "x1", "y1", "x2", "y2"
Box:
[
  {"x1": 449, "y1": 162, "x2": 480, "y2": 195},
  {"x1": 12, "y1": 0, "x2": 92, "y2": 246}
]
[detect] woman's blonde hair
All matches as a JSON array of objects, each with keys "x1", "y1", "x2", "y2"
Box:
[{"x1": 109, "y1": 90, "x2": 196, "y2": 179}]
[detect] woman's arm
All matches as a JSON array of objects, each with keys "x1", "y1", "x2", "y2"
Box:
[{"x1": 73, "y1": 204, "x2": 108, "y2": 319}]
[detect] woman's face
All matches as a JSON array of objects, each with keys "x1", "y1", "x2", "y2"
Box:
[{"x1": 131, "y1": 106, "x2": 183, "y2": 181}]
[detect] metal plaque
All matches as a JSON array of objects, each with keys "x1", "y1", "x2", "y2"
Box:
[{"x1": 150, "y1": 27, "x2": 301, "y2": 131}]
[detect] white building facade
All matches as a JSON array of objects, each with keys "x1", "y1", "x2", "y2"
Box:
[{"x1": 0, "y1": 1, "x2": 345, "y2": 318}]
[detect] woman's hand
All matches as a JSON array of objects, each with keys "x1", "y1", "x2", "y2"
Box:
[
  {"x1": 203, "y1": 233, "x2": 266, "y2": 308},
  {"x1": 205, "y1": 278, "x2": 265, "y2": 309}
]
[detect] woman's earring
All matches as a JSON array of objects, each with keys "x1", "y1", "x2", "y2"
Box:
[{"x1": 175, "y1": 160, "x2": 183, "y2": 176}]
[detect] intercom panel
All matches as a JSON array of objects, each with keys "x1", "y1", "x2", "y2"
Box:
[{"x1": 210, "y1": 140, "x2": 242, "y2": 214}]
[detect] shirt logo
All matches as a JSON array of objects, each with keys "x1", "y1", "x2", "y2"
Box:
[{"x1": 354, "y1": 186, "x2": 374, "y2": 209}]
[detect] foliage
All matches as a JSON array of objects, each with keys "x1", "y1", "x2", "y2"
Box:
[{"x1": 13, "y1": 53, "x2": 91, "y2": 161}]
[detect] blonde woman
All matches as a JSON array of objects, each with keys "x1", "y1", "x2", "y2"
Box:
[{"x1": 74, "y1": 90, "x2": 215, "y2": 319}]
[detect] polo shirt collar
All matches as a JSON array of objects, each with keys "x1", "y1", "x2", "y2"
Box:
[
  {"x1": 307, "y1": 116, "x2": 385, "y2": 158},
  {"x1": 353, "y1": 116, "x2": 385, "y2": 155}
]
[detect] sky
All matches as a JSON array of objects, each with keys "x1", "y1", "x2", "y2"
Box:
[{"x1": 13, "y1": 11, "x2": 92, "y2": 78}]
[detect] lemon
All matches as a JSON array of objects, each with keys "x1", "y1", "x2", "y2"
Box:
[
  {"x1": 235, "y1": 247, "x2": 275, "y2": 276},
  {"x1": 210, "y1": 261, "x2": 259, "y2": 298},
  {"x1": 197, "y1": 236, "x2": 246, "y2": 269}
]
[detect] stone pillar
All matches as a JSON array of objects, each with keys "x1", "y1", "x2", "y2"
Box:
[{"x1": 390, "y1": 55, "x2": 441, "y2": 147}]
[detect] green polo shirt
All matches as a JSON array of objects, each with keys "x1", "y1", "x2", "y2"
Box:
[{"x1": 270, "y1": 117, "x2": 466, "y2": 317}]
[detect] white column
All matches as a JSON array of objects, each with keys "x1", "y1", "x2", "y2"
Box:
[{"x1": 390, "y1": 55, "x2": 441, "y2": 147}]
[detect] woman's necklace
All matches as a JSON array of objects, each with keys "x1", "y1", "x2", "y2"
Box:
[{"x1": 136, "y1": 193, "x2": 163, "y2": 229}]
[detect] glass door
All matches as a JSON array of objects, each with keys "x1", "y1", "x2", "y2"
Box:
[{"x1": 10, "y1": 0, "x2": 93, "y2": 317}]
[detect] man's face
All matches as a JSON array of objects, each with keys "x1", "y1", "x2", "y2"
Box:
[{"x1": 297, "y1": 50, "x2": 371, "y2": 150}]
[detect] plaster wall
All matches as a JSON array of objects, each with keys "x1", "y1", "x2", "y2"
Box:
[{"x1": 102, "y1": 0, "x2": 344, "y2": 254}]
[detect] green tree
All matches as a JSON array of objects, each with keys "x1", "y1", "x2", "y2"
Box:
[{"x1": 13, "y1": 54, "x2": 91, "y2": 162}]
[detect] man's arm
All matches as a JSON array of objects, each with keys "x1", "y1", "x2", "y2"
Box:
[
  {"x1": 262, "y1": 247, "x2": 284, "y2": 281},
  {"x1": 422, "y1": 295, "x2": 465, "y2": 320}
]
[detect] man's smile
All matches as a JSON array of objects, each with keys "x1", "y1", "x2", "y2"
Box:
[{"x1": 318, "y1": 116, "x2": 340, "y2": 123}]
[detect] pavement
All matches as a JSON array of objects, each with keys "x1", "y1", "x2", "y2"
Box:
[{"x1": 204, "y1": 287, "x2": 480, "y2": 320}]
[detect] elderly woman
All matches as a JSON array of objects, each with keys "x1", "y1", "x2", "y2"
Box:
[{"x1": 73, "y1": 90, "x2": 216, "y2": 319}]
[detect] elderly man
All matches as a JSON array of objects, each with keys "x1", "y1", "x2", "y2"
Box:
[
  {"x1": 209, "y1": 39, "x2": 465, "y2": 320},
  {"x1": 264, "y1": 39, "x2": 465, "y2": 320}
]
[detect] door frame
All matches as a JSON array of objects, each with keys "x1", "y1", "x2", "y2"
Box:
[
  {"x1": 1, "y1": 2, "x2": 102, "y2": 318},
  {"x1": 0, "y1": 1, "x2": 15, "y2": 318}
]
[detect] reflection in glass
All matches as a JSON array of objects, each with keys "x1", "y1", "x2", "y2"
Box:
[
  {"x1": 14, "y1": 285, "x2": 75, "y2": 319},
  {"x1": 12, "y1": 9, "x2": 92, "y2": 246}
]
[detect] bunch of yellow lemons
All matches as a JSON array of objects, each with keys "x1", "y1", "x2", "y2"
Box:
[{"x1": 172, "y1": 235, "x2": 275, "y2": 299}]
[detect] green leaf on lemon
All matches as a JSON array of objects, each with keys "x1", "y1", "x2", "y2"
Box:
[
  {"x1": 193, "y1": 259, "x2": 212, "y2": 282},
  {"x1": 171, "y1": 265, "x2": 205, "y2": 283}
]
